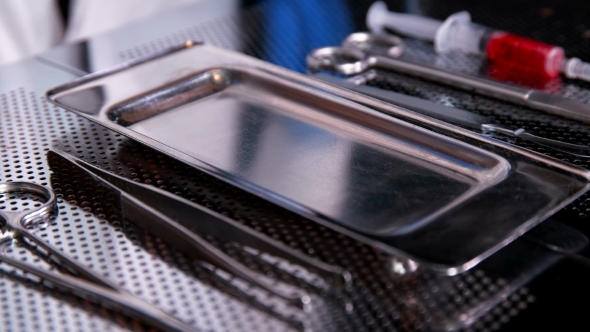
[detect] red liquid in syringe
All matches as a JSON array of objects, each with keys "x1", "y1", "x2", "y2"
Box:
[{"x1": 485, "y1": 32, "x2": 564, "y2": 78}]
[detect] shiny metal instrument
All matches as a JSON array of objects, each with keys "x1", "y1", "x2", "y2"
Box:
[
  {"x1": 0, "y1": 182, "x2": 199, "y2": 332},
  {"x1": 307, "y1": 32, "x2": 590, "y2": 124},
  {"x1": 49, "y1": 149, "x2": 352, "y2": 308},
  {"x1": 312, "y1": 72, "x2": 590, "y2": 158}
]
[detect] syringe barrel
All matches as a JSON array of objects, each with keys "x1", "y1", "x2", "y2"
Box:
[
  {"x1": 485, "y1": 32, "x2": 564, "y2": 78},
  {"x1": 366, "y1": 3, "x2": 566, "y2": 78}
]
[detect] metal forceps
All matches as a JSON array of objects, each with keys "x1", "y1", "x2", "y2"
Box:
[
  {"x1": 49, "y1": 149, "x2": 352, "y2": 309},
  {"x1": 0, "y1": 182, "x2": 199, "y2": 332},
  {"x1": 307, "y1": 32, "x2": 590, "y2": 158}
]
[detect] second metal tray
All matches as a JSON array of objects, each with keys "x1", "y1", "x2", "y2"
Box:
[{"x1": 46, "y1": 43, "x2": 590, "y2": 274}]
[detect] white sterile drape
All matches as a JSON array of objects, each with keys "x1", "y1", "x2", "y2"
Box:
[
  {"x1": 0, "y1": 0, "x2": 63, "y2": 65},
  {"x1": 64, "y1": 0, "x2": 197, "y2": 42},
  {"x1": 0, "y1": 0, "x2": 199, "y2": 65}
]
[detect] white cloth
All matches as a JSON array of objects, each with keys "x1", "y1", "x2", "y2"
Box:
[
  {"x1": 0, "y1": 0, "x2": 201, "y2": 65},
  {"x1": 0, "y1": 0, "x2": 63, "y2": 65},
  {"x1": 65, "y1": 0, "x2": 199, "y2": 43}
]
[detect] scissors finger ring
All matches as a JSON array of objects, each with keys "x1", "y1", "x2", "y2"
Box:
[{"x1": 0, "y1": 182, "x2": 56, "y2": 231}]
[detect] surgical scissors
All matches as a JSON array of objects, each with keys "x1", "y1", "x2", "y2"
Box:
[
  {"x1": 0, "y1": 182, "x2": 199, "y2": 332},
  {"x1": 307, "y1": 32, "x2": 590, "y2": 158},
  {"x1": 307, "y1": 32, "x2": 590, "y2": 124}
]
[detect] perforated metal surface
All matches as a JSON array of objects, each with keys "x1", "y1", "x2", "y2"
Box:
[{"x1": 2, "y1": 0, "x2": 590, "y2": 331}]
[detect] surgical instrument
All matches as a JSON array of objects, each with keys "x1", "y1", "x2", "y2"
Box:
[
  {"x1": 0, "y1": 182, "x2": 199, "y2": 332},
  {"x1": 48, "y1": 149, "x2": 352, "y2": 307},
  {"x1": 306, "y1": 32, "x2": 590, "y2": 124},
  {"x1": 312, "y1": 72, "x2": 590, "y2": 158}
]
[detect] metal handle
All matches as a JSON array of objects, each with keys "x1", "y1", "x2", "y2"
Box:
[
  {"x1": 0, "y1": 182, "x2": 57, "y2": 229},
  {"x1": 0, "y1": 182, "x2": 200, "y2": 332},
  {"x1": 306, "y1": 47, "x2": 369, "y2": 75}
]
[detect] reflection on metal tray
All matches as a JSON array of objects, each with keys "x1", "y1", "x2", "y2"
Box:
[
  {"x1": 414, "y1": 220, "x2": 588, "y2": 330},
  {"x1": 46, "y1": 42, "x2": 590, "y2": 275}
]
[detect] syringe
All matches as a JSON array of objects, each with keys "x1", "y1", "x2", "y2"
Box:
[{"x1": 367, "y1": 1, "x2": 590, "y2": 82}]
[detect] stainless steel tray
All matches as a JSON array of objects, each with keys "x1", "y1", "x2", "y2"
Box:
[{"x1": 46, "y1": 42, "x2": 590, "y2": 274}]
